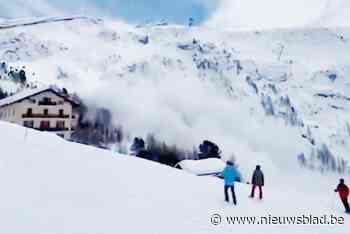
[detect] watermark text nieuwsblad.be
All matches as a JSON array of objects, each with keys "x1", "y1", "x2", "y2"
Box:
[{"x1": 210, "y1": 213, "x2": 345, "y2": 226}]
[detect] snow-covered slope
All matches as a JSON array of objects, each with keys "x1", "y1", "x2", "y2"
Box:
[
  {"x1": 1, "y1": 17, "x2": 349, "y2": 176},
  {"x1": 0, "y1": 16, "x2": 103, "y2": 30},
  {"x1": 0, "y1": 121, "x2": 348, "y2": 234}
]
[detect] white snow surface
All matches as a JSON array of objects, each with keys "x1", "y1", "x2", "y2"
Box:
[
  {"x1": 177, "y1": 158, "x2": 226, "y2": 175},
  {"x1": 0, "y1": 121, "x2": 348, "y2": 234}
]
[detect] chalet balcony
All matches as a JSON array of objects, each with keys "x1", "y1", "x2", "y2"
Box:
[
  {"x1": 22, "y1": 113, "x2": 70, "y2": 118},
  {"x1": 38, "y1": 101, "x2": 58, "y2": 106},
  {"x1": 34, "y1": 127, "x2": 69, "y2": 132}
]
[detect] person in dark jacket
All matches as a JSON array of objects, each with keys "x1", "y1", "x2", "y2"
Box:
[
  {"x1": 250, "y1": 165, "x2": 264, "y2": 200},
  {"x1": 334, "y1": 178, "x2": 350, "y2": 213},
  {"x1": 222, "y1": 161, "x2": 241, "y2": 205}
]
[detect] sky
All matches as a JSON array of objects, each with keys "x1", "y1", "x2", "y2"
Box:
[
  {"x1": 0, "y1": 0, "x2": 349, "y2": 29},
  {"x1": 0, "y1": 0, "x2": 217, "y2": 24},
  {"x1": 207, "y1": 0, "x2": 326, "y2": 29}
]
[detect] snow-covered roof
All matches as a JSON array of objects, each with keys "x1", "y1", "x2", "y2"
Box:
[
  {"x1": 176, "y1": 158, "x2": 225, "y2": 175},
  {"x1": 0, "y1": 85, "x2": 79, "y2": 107}
]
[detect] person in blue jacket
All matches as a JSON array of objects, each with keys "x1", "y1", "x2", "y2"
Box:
[{"x1": 222, "y1": 161, "x2": 242, "y2": 205}]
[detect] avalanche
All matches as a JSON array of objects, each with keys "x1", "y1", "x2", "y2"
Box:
[
  {"x1": 0, "y1": 17, "x2": 349, "y2": 174},
  {"x1": 0, "y1": 16, "x2": 350, "y2": 233}
]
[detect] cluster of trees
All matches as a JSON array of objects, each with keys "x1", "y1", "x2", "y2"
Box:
[
  {"x1": 198, "y1": 140, "x2": 221, "y2": 159},
  {"x1": 0, "y1": 62, "x2": 27, "y2": 84},
  {"x1": 301, "y1": 126, "x2": 316, "y2": 145},
  {"x1": 71, "y1": 104, "x2": 123, "y2": 148},
  {"x1": 0, "y1": 87, "x2": 9, "y2": 100},
  {"x1": 66, "y1": 92, "x2": 224, "y2": 167},
  {"x1": 9, "y1": 69, "x2": 27, "y2": 84},
  {"x1": 129, "y1": 135, "x2": 187, "y2": 166},
  {"x1": 130, "y1": 136, "x2": 222, "y2": 167},
  {"x1": 71, "y1": 98, "x2": 223, "y2": 167},
  {"x1": 261, "y1": 93, "x2": 275, "y2": 116},
  {"x1": 298, "y1": 144, "x2": 349, "y2": 174},
  {"x1": 260, "y1": 91, "x2": 304, "y2": 128}
]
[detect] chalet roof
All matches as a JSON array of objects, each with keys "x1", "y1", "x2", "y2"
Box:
[{"x1": 0, "y1": 85, "x2": 80, "y2": 108}]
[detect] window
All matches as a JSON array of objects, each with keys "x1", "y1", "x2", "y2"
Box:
[
  {"x1": 43, "y1": 97, "x2": 51, "y2": 103},
  {"x1": 27, "y1": 108, "x2": 32, "y2": 115},
  {"x1": 23, "y1": 120, "x2": 34, "y2": 128},
  {"x1": 56, "y1": 121, "x2": 65, "y2": 130},
  {"x1": 59, "y1": 109, "x2": 64, "y2": 117},
  {"x1": 40, "y1": 121, "x2": 50, "y2": 130},
  {"x1": 43, "y1": 109, "x2": 48, "y2": 115},
  {"x1": 39, "y1": 97, "x2": 56, "y2": 105}
]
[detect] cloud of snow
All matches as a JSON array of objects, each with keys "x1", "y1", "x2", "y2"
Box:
[
  {"x1": 315, "y1": 0, "x2": 350, "y2": 27},
  {"x1": 15, "y1": 18, "x2": 311, "y2": 172},
  {"x1": 205, "y1": 0, "x2": 327, "y2": 30},
  {"x1": 77, "y1": 65, "x2": 306, "y2": 174}
]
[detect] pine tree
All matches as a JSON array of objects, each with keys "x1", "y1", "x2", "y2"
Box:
[
  {"x1": 346, "y1": 122, "x2": 350, "y2": 136},
  {"x1": 19, "y1": 69, "x2": 26, "y2": 83},
  {"x1": 261, "y1": 94, "x2": 274, "y2": 116},
  {"x1": 0, "y1": 87, "x2": 8, "y2": 99},
  {"x1": 188, "y1": 17, "x2": 194, "y2": 27}
]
